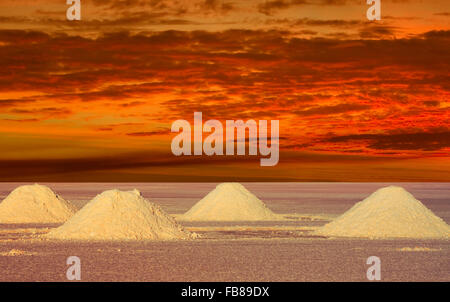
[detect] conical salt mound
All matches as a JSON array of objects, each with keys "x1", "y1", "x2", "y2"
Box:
[
  {"x1": 315, "y1": 186, "x2": 450, "y2": 239},
  {"x1": 180, "y1": 183, "x2": 278, "y2": 221},
  {"x1": 45, "y1": 189, "x2": 196, "y2": 241},
  {"x1": 0, "y1": 184, "x2": 76, "y2": 224}
]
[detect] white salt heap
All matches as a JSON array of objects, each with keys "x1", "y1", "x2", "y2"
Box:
[
  {"x1": 0, "y1": 184, "x2": 76, "y2": 224},
  {"x1": 46, "y1": 189, "x2": 195, "y2": 240},
  {"x1": 315, "y1": 186, "x2": 450, "y2": 239},
  {"x1": 180, "y1": 183, "x2": 279, "y2": 221}
]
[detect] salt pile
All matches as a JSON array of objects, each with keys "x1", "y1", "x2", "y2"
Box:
[
  {"x1": 180, "y1": 183, "x2": 279, "y2": 221},
  {"x1": 0, "y1": 184, "x2": 76, "y2": 224},
  {"x1": 46, "y1": 189, "x2": 195, "y2": 240},
  {"x1": 315, "y1": 186, "x2": 450, "y2": 239}
]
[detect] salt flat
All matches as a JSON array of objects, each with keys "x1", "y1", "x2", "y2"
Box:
[
  {"x1": 0, "y1": 236, "x2": 448, "y2": 281},
  {"x1": 0, "y1": 182, "x2": 448, "y2": 281}
]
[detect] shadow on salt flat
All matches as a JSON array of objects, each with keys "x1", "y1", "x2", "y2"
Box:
[
  {"x1": 0, "y1": 223, "x2": 61, "y2": 229},
  {"x1": 192, "y1": 228, "x2": 326, "y2": 240},
  {"x1": 0, "y1": 223, "x2": 59, "y2": 241}
]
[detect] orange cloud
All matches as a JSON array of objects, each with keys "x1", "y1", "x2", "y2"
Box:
[{"x1": 0, "y1": 0, "x2": 448, "y2": 181}]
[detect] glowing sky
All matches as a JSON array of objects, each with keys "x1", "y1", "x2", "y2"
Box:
[{"x1": 0, "y1": 0, "x2": 449, "y2": 181}]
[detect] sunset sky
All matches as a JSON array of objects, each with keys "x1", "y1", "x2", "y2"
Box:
[{"x1": 0, "y1": 0, "x2": 449, "y2": 181}]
